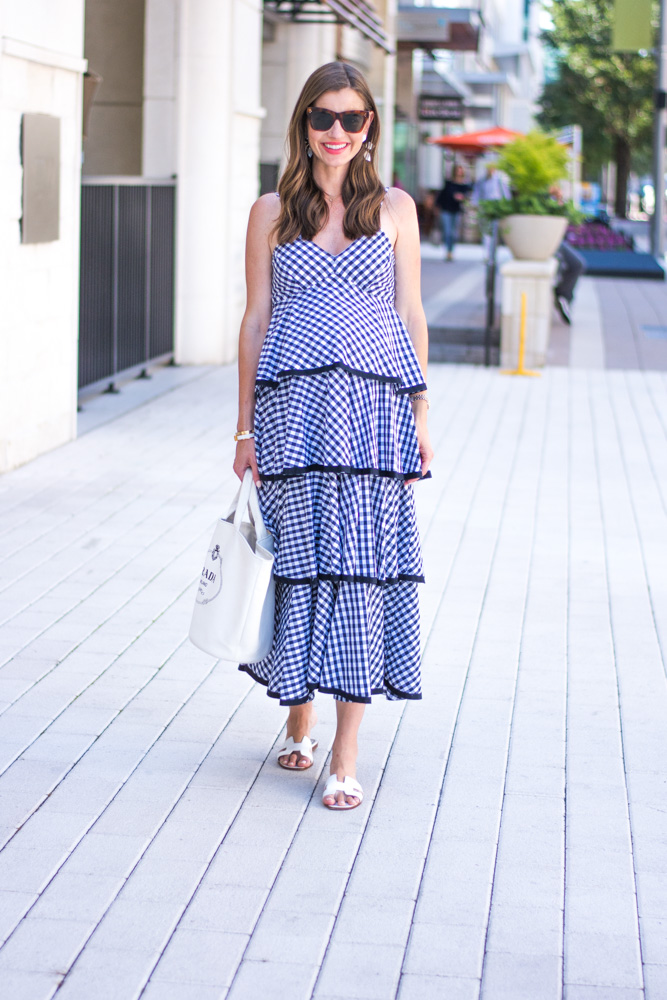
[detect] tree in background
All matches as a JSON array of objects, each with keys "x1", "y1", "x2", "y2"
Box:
[{"x1": 537, "y1": 0, "x2": 655, "y2": 218}]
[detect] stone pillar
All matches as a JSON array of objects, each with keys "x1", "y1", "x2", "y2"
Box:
[
  {"x1": 175, "y1": 0, "x2": 263, "y2": 365},
  {"x1": 500, "y1": 258, "x2": 558, "y2": 369}
]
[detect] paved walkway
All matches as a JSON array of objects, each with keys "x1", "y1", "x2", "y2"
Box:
[
  {"x1": 1, "y1": 356, "x2": 667, "y2": 997},
  {"x1": 421, "y1": 241, "x2": 667, "y2": 371},
  {"x1": 422, "y1": 244, "x2": 500, "y2": 365}
]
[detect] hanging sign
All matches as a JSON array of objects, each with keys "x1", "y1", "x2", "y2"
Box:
[
  {"x1": 612, "y1": 0, "x2": 652, "y2": 52},
  {"x1": 418, "y1": 94, "x2": 464, "y2": 122}
]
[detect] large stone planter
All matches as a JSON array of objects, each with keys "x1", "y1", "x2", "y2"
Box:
[{"x1": 501, "y1": 214, "x2": 568, "y2": 261}]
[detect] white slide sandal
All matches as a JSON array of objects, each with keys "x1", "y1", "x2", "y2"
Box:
[
  {"x1": 277, "y1": 735, "x2": 318, "y2": 770},
  {"x1": 322, "y1": 774, "x2": 364, "y2": 810}
]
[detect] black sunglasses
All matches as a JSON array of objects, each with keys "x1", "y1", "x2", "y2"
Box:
[{"x1": 306, "y1": 107, "x2": 371, "y2": 134}]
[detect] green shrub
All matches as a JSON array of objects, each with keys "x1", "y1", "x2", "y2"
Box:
[
  {"x1": 479, "y1": 194, "x2": 582, "y2": 224},
  {"x1": 477, "y1": 130, "x2": 581, "y2": 224},
  {"x1": 497, "y1": 130, "x2": 569, "y2": 197}
]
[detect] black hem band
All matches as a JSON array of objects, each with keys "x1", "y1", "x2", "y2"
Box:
[
  {"x1": 385, "y1": 679, "x2": 422, "y2": 700},
  {"x1": 256, "y1": 364, "x2": 426, "y2": 396},
  {"x1": 259, "y1": 465, "x2": 432, "y2": 483},
  {"x1": 272, "y1": 573, "x2": 425, "y2": 586},
  {"x1": 238, "y1": 664, "x2": 422, "y2": 706},
  {"x1": 396, "y1": 383, "x2": 428, "y2": 395}
]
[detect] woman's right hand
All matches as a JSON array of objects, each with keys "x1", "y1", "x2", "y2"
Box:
[{"x1": 233, "y1": 438, "x2": 261, "y2": 487}]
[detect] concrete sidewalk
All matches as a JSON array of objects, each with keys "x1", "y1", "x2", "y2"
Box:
[{"x1": 1, "y1": 357, "x2": 667, "y2": 1000}]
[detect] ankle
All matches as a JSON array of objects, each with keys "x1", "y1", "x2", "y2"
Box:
[
  {"x1": 286, "y1": 705, "x2": 317, "y2": 740},
  {"x1": 330, "y1": 745, "x2": 358, "y2": 779}
]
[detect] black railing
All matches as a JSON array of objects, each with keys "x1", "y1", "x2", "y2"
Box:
[
  {"x1": 484, "y1": 220, "x2": 499, "y2": 367},
  {"x1": 79, "y1": 179, "x2": 175, "y2": 391}
]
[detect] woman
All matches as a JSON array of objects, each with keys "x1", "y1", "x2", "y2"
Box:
[
  {"x1": 234, "y1": 62, "x2": 433, "y2": 810},
  {"x1": 436, "y1": 164, "x2": 471, "y2": 261}
]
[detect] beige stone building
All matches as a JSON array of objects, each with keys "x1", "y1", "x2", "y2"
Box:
[{"x1": 0, "y1": 0, "x2": 396, "y2": 473}]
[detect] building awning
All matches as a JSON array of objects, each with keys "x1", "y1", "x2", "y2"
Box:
[
  {"x1": 427, "y1": 126, "x2": 522, "y2": 156},
  {"x1": 397, "y1": 6, "x2": 481, "y2": 52},
  {"x1": 263, "y1": 1, "x2": 393, "y2": 53}
]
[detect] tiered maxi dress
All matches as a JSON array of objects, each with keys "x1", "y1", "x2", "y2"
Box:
[{"x1": 239, "y1": 228, "x2": 428, "y2": 705}]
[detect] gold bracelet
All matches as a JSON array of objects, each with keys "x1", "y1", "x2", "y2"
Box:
[{"x1": 234, "y1": 430, "x2": 255, "y2": 441}]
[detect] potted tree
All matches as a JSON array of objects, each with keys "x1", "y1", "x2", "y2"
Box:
[{"x1": 479, "y1": 131, "x2": 578, "y2": 260}]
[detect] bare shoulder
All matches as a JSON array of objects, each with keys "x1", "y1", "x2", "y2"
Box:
[
  {"x1": 382, "y1": 187, "x2": 419, "y2": 256},
  {"x1": 384, "y1": 186, "x2": 417, "y2": 222},
  {"x1": 249, "y1": 192, "x2": 281, "y2": 232},
  {"x1": 247, "y1": 193, "x2": 281, "y2": 257}
]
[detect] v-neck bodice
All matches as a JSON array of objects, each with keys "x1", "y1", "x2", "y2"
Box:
[
  {"x1": 271, "y1": 230, "x2": 394, "y2": 305},
  {"x1": 297, "y1": 232, "x2": 387, "y2": 260},
  {"x1": 256, "y1": 229, "x2": 425, "y2": 395}
]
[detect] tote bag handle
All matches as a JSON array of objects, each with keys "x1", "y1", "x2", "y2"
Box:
[{"x1": 228, "y1": 468, "x2": 268, "y2": 539}]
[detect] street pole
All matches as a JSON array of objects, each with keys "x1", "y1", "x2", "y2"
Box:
[{"x1": 652, "y1": 0, "x2": 667, "y2": 258}]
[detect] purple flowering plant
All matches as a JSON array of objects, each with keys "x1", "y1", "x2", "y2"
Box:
[{"x1": 566, "y1": 222, "x2": 634, "y2": 252}]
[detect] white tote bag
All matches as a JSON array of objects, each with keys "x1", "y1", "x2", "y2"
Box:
[{"x1": 189, "y1": 469, "x2": 275, "y2": 663}]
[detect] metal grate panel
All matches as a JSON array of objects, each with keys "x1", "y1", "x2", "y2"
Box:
[
  {"x1": 79, "y1": 181, "x2": 175, "y2": 389},
  {"x1": 149, "y1": 186, "x2": 176, "y2": 359},
  {"x1": 117, "y1": 186, "x2": 148, "y2": 373},
  {"x1": 79, "y1": 186, "x2": 114, "y2": 388}
]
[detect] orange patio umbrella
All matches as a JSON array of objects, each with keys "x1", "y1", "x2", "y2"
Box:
[{"x1": 427, "y1": 126, "x2": 523, "y2": 157}]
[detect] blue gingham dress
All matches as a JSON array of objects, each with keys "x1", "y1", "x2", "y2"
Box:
[{"x1": 239, "y1": 230, "x2": 427, "y2": 705}]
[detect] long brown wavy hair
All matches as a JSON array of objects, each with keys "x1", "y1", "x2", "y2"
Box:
[{"x1": 274, "y1": 62, "x2": 385, "y2": 245}]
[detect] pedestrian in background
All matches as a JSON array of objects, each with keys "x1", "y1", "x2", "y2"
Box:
[
  {"x1": 472, "y1": 162, "x2": 511, "y2": 260},
  {"x1": 234, "y1": 62, "x2": 433, "y2": 811},
  {"x1": 417, "y1": 189, "x2": 438, "y2": 241},
  {"x1": 554, "y1": 241, "x2": 586, "y2": 324},
  {"x1": 548, "y1": 186, "x2": 586, "y2": 325},
  {"x1": 436, "y1": 164, "x2": 471, "y2": 261},
  {"x1": 472, "y1": 162, "x2": 511, "y2": 204}
]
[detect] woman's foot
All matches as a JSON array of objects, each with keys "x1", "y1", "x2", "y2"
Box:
[
  {"x1": 278, "y1": 704, "x2": 317, "y2": 769},
  {"x1": 322, "y1": 774, "x2": 363, "y2": 810},
  {"x1": 324, "y1": 746, "x2": 361, "y2": 808},
  {"x1": 323, "y1": 700, "x2": 366, "y2": 807}
]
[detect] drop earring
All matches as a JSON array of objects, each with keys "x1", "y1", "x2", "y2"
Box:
[{"x1": 364, "y1": 140, "x2": 373, "y2": 163}]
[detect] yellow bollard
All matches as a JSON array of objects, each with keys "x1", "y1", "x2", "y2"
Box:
[{"x1": 501, "y1": 291, "x2": 541, "y2": 377}]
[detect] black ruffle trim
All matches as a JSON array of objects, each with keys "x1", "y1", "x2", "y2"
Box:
[
  {"x1": 237, "y1": 663, "x2": 422, "y2": 706},
  {"x1": 396, "y1": 384, "x2": 428, "y2": 396},
  {"x1": 273, "y1": 573, "x2": 425, "y2": 586},
  {"x1": 255, "y1": 363, "x2": 427, "y2": 396},
  {"x1": 259, "y1": 465, "x2": 432, "y2": 483}
]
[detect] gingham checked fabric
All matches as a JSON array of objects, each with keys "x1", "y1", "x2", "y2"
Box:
[
  {"x1": 257, "y1": 231, "x2": 427, "y2": 395},
  {"x1": 255, "y1": 369, "x2": 424, "y2": 481},
  {"x1": 256, "y1": 473, "x2": 423, "y2": 584},
  {"x1": 240, "y1": 231, "x2": 426, "y2": 705},
  {"x1": 239, "y1": 580, "x2": 422, "y2": 705}
]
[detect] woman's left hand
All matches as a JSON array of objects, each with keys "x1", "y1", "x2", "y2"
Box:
[{"x1": 405, "y1": 418, "x2": 434, "y2": 485}]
